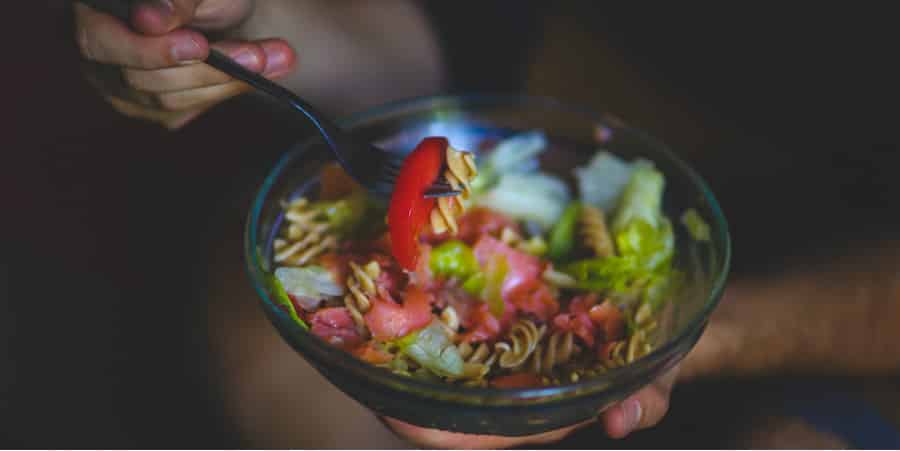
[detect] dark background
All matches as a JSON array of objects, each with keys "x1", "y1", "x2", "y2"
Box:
[{"x1": 2, "y1": 2, "x2": 898, "y2": 448}]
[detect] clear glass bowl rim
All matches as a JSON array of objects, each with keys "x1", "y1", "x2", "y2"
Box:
[{"x1": 244, "y1": 93, "x2": 731, "y2": 404}]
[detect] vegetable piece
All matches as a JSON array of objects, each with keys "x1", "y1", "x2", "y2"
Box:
[
  {"x1": 588, "y1": 299, "x2": 625, "y2": 342},
  {"x1": 563, "y1": 256, "x2": 640, "y2": 293},
  {"x1": 396, "y1": 321, "x2": 464, "y2": 377},
  {"x1": 483, "y1": 254, "x2": 509, "y2": 318},
  {"x1": 274, "y1": 266, "x2": 344, "y2": 311},
  {"x1": 471, "y1": 130, "x2": 547, "y2": 193},
  {"x1": 452, "y1": 207, "x2": 519, "y2": 245},
  {"x1": 311, "y1": 191, "x2": 368, "y2": 234},
  {"x1": 491, "y1": 373, "x2": 543, "y2": 388},
  {"x1": 611, "y1": 164, "x2": 665, "y2": 234},
  {"x1": 352, "y1": 341, "x2": 395, "y2": 365},
  {"x1": 681, "y1": 208, "x2": 711, "y2": 242},
  {"x1": 508, "y1": 279, "x2": 560, "y2": 322},
  {"x1": 614, "y1": 217, "x2": 674, "y2": 274},
  {"x1": 475, "y1": 173, "x2": 570, "y2": 230},
  {"x1": 388, "y1": 137, "x2": 447, "y2": 270},
  {"x1": 364, "y1": 285, "x2": 433, "y2": 341},
  {"x1": 459, "y1": 302, "x2": 510, "y2": 343},
  {"x1": 517, "y1": 235, "x2": 548, "y2": 257},
  {"x1": 310, "y1": 307, "x2": 363, "y2": 349},
  {"x1": 551, "y1": 294, "x2": 598, "y2": 347},
  {"x1": 473, "y1": 235, "x2": 542, "y2": 302},
  {"x1": 575, "y1": 151, "x2": 639, "y2": 211},
  {"x1": 547, "y1": 202, "x2": 582, "y2": 261},
  {"x1": 429, "y1": 240, "x2": 480, "y2": 280},
  {"x1": 461, "y1": 272, "x2": 486, "y2": 294},
  {"x1": 268, "y1": 274, "x2": 308, "y2": 330}
]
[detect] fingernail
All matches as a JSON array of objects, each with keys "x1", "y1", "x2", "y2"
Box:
[
  {"x1": 233, "y1": 50, "x2": 260, "y2": 70},
  {"x1": 172, "y1": 36, "x2": 204, "y2": 61},
  {"x1": 263, "y1": 46, "x2": 291, "y2": 74},
  {"x1": 623, "y1": 399, "x2": 642, "y2": 433},
  {"x1": 145, "y1": 0, "x2": 174, "y2": 22}
]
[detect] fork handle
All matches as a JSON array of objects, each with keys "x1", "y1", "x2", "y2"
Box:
[{"x1": 75, "y1": 0, "x2": 349, "y2": 158}]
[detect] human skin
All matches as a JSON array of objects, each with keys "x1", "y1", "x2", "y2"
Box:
[{"x1": 75, "y1": 0, "x2": 444, "y2": 129}]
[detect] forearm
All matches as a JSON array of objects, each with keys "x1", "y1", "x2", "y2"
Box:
[
  {"x1": 234, "y1": 0, "x2": 446, "y2": 115},
  {"x1": 683, "y1": 240, "x2": 900, "y2": 379}
]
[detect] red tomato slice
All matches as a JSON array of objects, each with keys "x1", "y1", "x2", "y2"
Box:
[
  {"x1": 508, "y1": 279, "x2": 560, "y2": 322},
  {"x1": 310, "y1": 307, "x2": 363, "y2": 350},
  {"x1": 552, "y1": 294, "x2": 599, "y2": 347},
  {"x1": 458, "y1": 298, "x2": 516, "y2": 343},
  {"x1": 472, "y1": 236, "x2": 542, "y2": 300},
  {"x1": 388, "y1": 137, "x2": 447, "y2": 271},
  {"x1": 491, "y1": 373, "x2": 543, "y2": 389},
  {"x1": 352, "y1": 341, "x2": 395, "y2": 365},
  {"x1": 589, "y1": 299, "x2": 626, "y2": 342},
  {"x1": 364, "y1": 285, "x2": 433, "y2": 341}
]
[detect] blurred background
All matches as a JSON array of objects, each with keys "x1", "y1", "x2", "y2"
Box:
[{"x1": 2, "y1": 1, "x2": 898, "y2": 448}]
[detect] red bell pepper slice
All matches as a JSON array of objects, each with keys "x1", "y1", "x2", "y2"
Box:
[{"x1": 388, "y1": 137, "x2": 448, "y2": 270}]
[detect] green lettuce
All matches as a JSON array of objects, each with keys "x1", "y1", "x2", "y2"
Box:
[
  {"x1": 396, "y1": 321, "x2": 464, "y2": 377},
  {"x1": 547, "y1": 202, "x2": 582, "y2": 262},
  {"x1": 268, "y1": 274, "x2": 309, "y2": 330},
  {"x1": 564, "y1": 164, "x2": 677, "y2": 300}
]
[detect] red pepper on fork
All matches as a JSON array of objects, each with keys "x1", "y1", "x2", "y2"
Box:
[{"x1": 388, "y1": 137, "x2": 448, "y2": 271}]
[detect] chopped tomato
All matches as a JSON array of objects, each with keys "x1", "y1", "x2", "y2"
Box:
[
  {"x1": 352, "y1": 341, "x2": 394, "y2": 365},
  {"x1": 491, "y1": 373, "x2": 543, "y2": 389},
  {"x1": 552, "y1": 294, "x2": 599, "y2": 347},
  {"x1": 459, "y1": 299, "x2": 515, "y2": 343},
  {"x1": 388, "y1": 137, "x2": 447, "y2": 270},
  {"x1": 310, "y1": 307, "x2": 363, "y2": 350},
  {"x1": 455, "y1": 207, "x2": 519, "y2": 245},
  {"x1": 364, "y1": 285, "x2": 433, "y2": 341},
  {"x1": 508, "y1": 279, "x2": 560, "y2": 322},
  {"x1": 473, "y1": 236, "x2": 542, "y2": 300},
  {"x1": 589, "y1": 299, "x2": 626, "y2": 342}
]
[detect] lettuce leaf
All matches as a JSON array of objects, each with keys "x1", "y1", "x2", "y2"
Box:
[
  {"x1": 547, "y1": 202, "x2": 582, "y2": 262},
  {"x1": 471, "y1": 130, "x2": 547, "y2": 194},
  {"x1": 575, "y1": 151, "x2": 638, "y2": 212},
  {"x1": 268, "y1": 274, "x2": 309, "y2": 330},
  {"x1": 396, "y1": 321, "x2": 464, "y2": 377},
  {"x1": 475, "y1": 173, "x2": 570, "y2": 229}
]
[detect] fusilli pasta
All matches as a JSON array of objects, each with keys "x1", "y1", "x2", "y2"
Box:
[
  {"x1": 430, "y1": 146, "x2": 477, "y2": 234},
  {"x1": 345, "y1": 260, "x2": 380, "y2": 335},
  {"x1": 580, "y1": 204, "x2": 615, "y2": 258},
  {"x1": 275, "y1": 197, "x2": 338, "y2": 266},
  {"x1": 498, "y1": 319, "x2": 546, "y2": 368}
]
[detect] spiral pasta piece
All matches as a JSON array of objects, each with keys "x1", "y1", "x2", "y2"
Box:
[
  {"x1": 456, "y1": 341, "x2": 503, "y2": 380},
  {"x1": 275, "y1": 197, "x2": 338, "y2": 266},
  {"x1": 430, "y1": 146, "x2": 477, "y2": 235},
  {"x1": 498, "y1": 320, "x2": 546, "y2": 368},
  {"x1": 580, "y1": 204, "x2": 615, "y2": 258},
  {"x1": 529, "y1": 330, "x2": 578, "y2": 375},
  {"x1": 344, "y1": 260, "x2": 380, "y2": 335}
]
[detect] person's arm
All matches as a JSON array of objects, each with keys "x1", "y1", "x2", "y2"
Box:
[{"x1": 682, "y1": 240, "x2": 900, "y2": 380}]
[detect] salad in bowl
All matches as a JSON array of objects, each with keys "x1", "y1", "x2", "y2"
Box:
[{"x1": 246, "y1": 95, "x2": 729, "y2": 435}]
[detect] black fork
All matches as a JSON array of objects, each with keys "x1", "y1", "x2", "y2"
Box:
[{"x1": 76, "y1": 0, "x2": 460, "y2": 200}]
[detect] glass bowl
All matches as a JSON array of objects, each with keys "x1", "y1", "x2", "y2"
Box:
[{"x1": 245, "y1": 95, "x2": 730, "y2": 436}]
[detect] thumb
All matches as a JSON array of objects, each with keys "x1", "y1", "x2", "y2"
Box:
[{"x1": 131, "y1": 0, "x2": 203, "y2": 35}]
